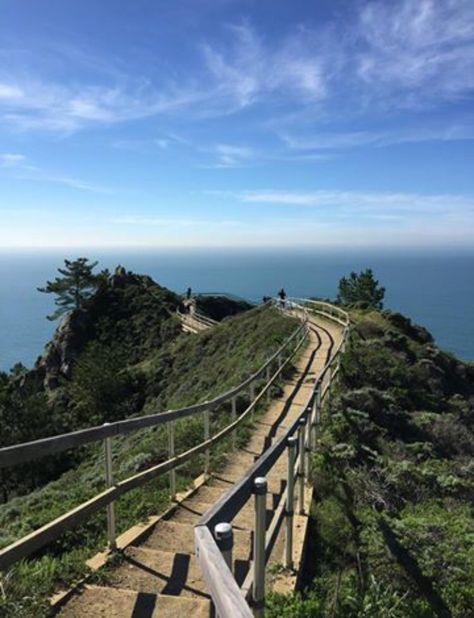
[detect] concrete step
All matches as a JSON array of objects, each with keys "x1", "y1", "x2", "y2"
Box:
[
  {"x1": 106, "y1": 546, "x2": 209, "y2": 598},
  {"x1": 56, "y1": 585, "x2": 211, "y2": 617}
]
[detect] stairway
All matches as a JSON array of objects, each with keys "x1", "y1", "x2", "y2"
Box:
[{"x1": 54, "y1": 316, "x2": 341, "y2": 617}]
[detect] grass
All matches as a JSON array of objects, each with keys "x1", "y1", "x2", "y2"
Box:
[{"x1": 268, "y1": 307, "x2": 474, "y2": 618}]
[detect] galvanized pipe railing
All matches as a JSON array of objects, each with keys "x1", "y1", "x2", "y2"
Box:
[{"x1": 195, "y1": 301, "x2": 350, "y2": 617}]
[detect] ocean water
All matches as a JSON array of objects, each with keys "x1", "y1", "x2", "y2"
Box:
[{"x1": 0, "y1": 248, "x2": 473, "y2": 371}]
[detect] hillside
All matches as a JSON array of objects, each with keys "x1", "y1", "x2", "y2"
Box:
[
  {"x1": 268, "y1": 309, "x2": 474, "y2": 618},
  {"x1": 0, "y1": 272, "x2": 297, "y2": 618}
]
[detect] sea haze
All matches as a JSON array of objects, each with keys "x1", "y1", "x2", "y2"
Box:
[{"x1": 0, "y1": 248, "x2": 473, "y2": 371}]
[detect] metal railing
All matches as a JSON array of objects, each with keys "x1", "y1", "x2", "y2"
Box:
[
  {"x1": 0, "y1": 307, "x2": 308, "y2": 570},
  {"x1": 176, "y1": 308, "x2": 218, "y2": 330},
  {"x1": 194, "y1": 301, "x2": 350, "y2": 618}
]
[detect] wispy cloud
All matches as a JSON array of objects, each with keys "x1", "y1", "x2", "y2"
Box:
[
  {"x1": 217, "y1": 188, "x2": 474, "y2": 219},
  {"x1": 0, "y1": 79, "x2": 206, "y2": 133},
  {"x1": 210, "y1": 143, "x2": 255, "y2": 168},
  {"x1": 112, "y1": 215, "x2": 240, "y2": 227},
  {"x1": 0, "y1": 21, "x2": 331, "y2": 133},
  {"x1": 355, "y1": 0, "x2": 474, "y2": 106},
  {"x1": 281, "y1": 124, "x2": 474, "y2": 151},
  {"x1": 201, "y1": 22, "x2": 329, "y2": 109},
  {"x1": 0, "y1": 152, "x2": 111, "y2": 193},
  {"x1": 0, "y1": 1, "x2": 472, "y2": 139},
  {"x1": 0, "y1": 152, "x2": 27, "y2": 166},
  {"x1": 0, "y1": 83, "x2": 23, "y2": 100}
]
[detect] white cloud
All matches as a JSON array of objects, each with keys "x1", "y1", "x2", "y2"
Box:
[
  {"x1": 354, "y1": 0, "x2": 474, "y2": 105},
  {"x1": 0, "y1": 76, "x2": 207, "y2": 133},
  {"x1": 0, "y1": 1, "x2": 472, "y2": 137},
  {"x1": 222, "y1": 188, "x2": 474, "y2": 219},
  {"x1": 0, "y1": 152, "x2": 111, "y2": 193},
  {"x1": 0, "y1": 153, "x2": 27, "y2": 166},
  {"x1": 213, "y1": 143, "x2": 254, "y2": 167},
  {"x1": 281, "y1": 124, "x2": 474, "y2": 151},
  {"x1": 112, "y1": 215, "x2": 239, "y2": 227},
  {"x1": 0, "y1": 83, "x2": 23, "y2": 100},
  {"x1": 201, "y1": 22, "x2": 329, "y2": 110}
]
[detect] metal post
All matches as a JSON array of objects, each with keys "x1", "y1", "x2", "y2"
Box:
[
  {"x1": 311, "y1": 391, "x2": 318, "y2": 450},
  {"x1": 204, "y1": 407, "x2": 210, "y2": 475},
  {"x1": 266, "y1": 365, "x2": 271, "y2": 403},
  {"x1": 253, "y1": 477, "x2": 267, "y2": 617},
  {"x1": 250, "y1": 381, "x2": 256, "y2": 402},
  {"x1": 168, "y1": 420, "x2": 176, "y2": 499},
  {"x1": 231, "y1": 396, "x2": 237, "y2": 451},
  {"x1": 309, "y1": 391, "x2": 318, "y2": 451},
  {"x1": 305, "y1": 411, "x2": 311, "y2": 478},
  {"x1": 103, "y1": 423, "x2": 116, "y2": 550},
  {"x1": 250, "y1": 381, "x2": 256, "y2": 420},
  {"x1": 285, "y1": 436, "x2": 297, "y2": 569},
  {"x1": 214, "y1": 522, "x2": 233, "y2": 573},
  {"x1": 298, "y1": 417, "x2": 306, "y2": 515}
]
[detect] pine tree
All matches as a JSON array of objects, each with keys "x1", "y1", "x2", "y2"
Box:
[
  {"x1": 337, "y1": 268, "x2": 385, "y2": 309},
  {"x1": 38, "y1": 257, "x2": 99, "y2": 320}
]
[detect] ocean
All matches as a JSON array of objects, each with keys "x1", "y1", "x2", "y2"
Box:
[{"x1": 0, "y1": 248, "x2": 473, "y2": 371}]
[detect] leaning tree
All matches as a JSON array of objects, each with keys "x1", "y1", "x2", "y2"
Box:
[{"x1": 38, "y1": 257, "x2": 100, "y2": 320}]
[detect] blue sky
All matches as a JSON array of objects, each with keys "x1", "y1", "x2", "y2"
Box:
[{"x1": 0, "y1": 0, "x2": 473, "y2": 249}]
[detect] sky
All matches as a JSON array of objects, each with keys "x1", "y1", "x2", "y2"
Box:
[{"x1": 0, "y1": 0, "x2": 473, "y2": 249}]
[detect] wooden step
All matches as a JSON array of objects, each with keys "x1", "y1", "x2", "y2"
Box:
[
  {"x1": 55, "y1": 585, "x2": 211, "y2": 617},
  {"x1": 209, "y1": 471, "x2": 285, "y2": 496},
  {"x1": 169, "y1": 501, "x2": 215, "y2": 524},
  {"x1": 106, "y1": 546, "x2": 209, "y2": 598},
  {"x1": 139, "y1": 519, "x2": 252, "y2": 560}
]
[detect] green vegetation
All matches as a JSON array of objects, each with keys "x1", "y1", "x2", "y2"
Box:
[
  {"x1": 195, "y1": 294, "x2": 253, "y2": 321},
  {"x1": 337, "y1": 268, "x2": 385, "y2": 309},
  {"x1": 0, "y1": 267, "x2": 298, "y2": 617},
  {"x1": 37, "y1": 257, "x2": 101, "y2": 320},
  {"x1": 268, "y1": 308, "x2": 473, "y2": 618}
]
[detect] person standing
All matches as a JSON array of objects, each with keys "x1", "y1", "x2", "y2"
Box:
[{"x1": 278, "y1": 288, "x2": 287, "y2": 308}]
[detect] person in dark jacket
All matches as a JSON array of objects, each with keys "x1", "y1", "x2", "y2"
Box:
[{"x1": 277, "y1": 288, "x2": 287, "y2": 308}]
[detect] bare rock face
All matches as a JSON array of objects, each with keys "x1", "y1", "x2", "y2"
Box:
[{"x1": 33, "y1": 310, "x2": 94, "y2": 390}]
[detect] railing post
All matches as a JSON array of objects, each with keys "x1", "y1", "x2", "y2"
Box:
[
  {"x1": 103, "y1": 423, "x2": 116, "y2": 551},
  {"x1": 285, "y1": 436, "x2": 297, "y2": 569},
  {"x1": 298, "y1": 416, "x2": 306, "y2": 515},
  {"x1": 231, "y1": 396, "x2": 237, "y2": 450},
  {"x1": 253, "y1": 476, "x2": 267, "y2": 618},
  {"x1": 250, "y1": 381, "x2": 256, "y2": 420},
  {"x1": 250, "y1": 381, "x2": 255, "y2": 402},
  {"x1": 312, "y1": 387, "x2": 321, "y2": 449},
  {"x1": 305, "y1": 411, "x2": 311, "y2": 478},
  {"x1": 204, "y1": 406, "x2": 210, "y2": 475},
  {"x1": 266, "y1": 365, "x2": 271, "y2": 403},
  {"x1": 168, "y1": 420, "x2": 176, "y2": 499},
  {"x1": 214, "y1": 522, "x2": 233, "y2": 573}
]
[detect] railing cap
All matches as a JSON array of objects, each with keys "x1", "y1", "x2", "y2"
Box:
[{"x1": 253, "y1": 476, "x2": 268, "y2": 494}]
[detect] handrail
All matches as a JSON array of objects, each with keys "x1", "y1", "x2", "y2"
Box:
[
  {"x1": 0, "y1": 313, "x2": 305, "y2": 469},
  {"x1": 194, "y1": 311, "x2": 218, "y2": 326},
  {"x1": 176, "y1": 309, "x2": 218, "y2": 328},
  {"x1": 194, "y1": 300, "x2": 350, "y2": 617},
  {"x1": 0, "y1": 309, "x2": 309, "y2": 570},
  {"x1": 197, "y1": 309, "x2": 346, "y2": 530},
  {"x1": 289, "y1": 297, "x2": 349, "y2": 326}
]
